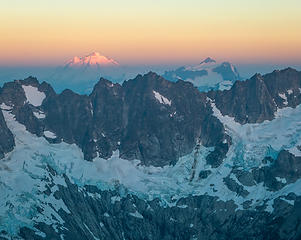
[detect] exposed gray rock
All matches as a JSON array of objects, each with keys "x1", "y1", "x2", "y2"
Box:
[
  {"x1": 0, "y1": 109, "x2": 14, "y2": 158},
  {"x1": 208, "y1": 68, "x2": 301, "y2": 124},
  {"x1": 252, "y1": 150, "x2": 301, "y2": 191},
  {"x1": 15, "y1": 169, "x2": 301, "y2": 240},
  {"x1": 223, "y1": 175, "x2": 249, "y2": 197},
  {"x1": 198, "y1": 170, "x2": 212, "y2": 179},
  {"x1": 232, "y1": 168, "x2": 256, "y2": 187},
  {"x1": 0, "y1": 73, "x2": 229, "y2": 167}
]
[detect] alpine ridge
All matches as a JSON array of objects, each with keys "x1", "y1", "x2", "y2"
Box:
[
  {"x1": 0, "y1": 68, "x2": 301, "y2": 240},
  {"x1": 163, "y1": 57, "x2": 241, "y2": 92}
]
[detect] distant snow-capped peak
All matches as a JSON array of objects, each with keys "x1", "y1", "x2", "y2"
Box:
[
  {"x1": 162, "y1": 57, "x2": 241, "y2": 92},
  {"x1": 65, "y1": 52, "x2": 119, "y2": 67}
]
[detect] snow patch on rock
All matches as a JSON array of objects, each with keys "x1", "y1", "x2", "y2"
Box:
[
  {"x1": 278, "y1": 93, "x2": 288, "y2": 105},
  {"x1": 33, "y1": 111, "x2": 46, "y2": 119},
  {"x1": 44, "y1": 130, "x2": 57, "y2": 139},
  {"x1": 129, "y1": 210, "x2": 143, "y2": 219},
  {"x1": 153, "y1": 90, "x2": 171, "y2": 106},
  {"x1": 22, "y1": 85, "x2": 46, "y2": 107}
]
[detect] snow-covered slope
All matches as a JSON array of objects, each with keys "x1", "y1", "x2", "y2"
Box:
[
  {"x1": 1, "y1": 100, "x2": 301, "y2": 238},
  {"x1": 163, "y1": 57, "x2": 241, "y2": 92},
  {"x1": 0, "y1": 69, "x2": 301, "y2": 239},
  {"x1": 65, "y1": 52, "x2": 119, "y2": 68}
]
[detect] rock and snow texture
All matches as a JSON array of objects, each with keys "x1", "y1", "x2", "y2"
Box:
[
  {"x1": 0, "y1": 68, "x2": 301, "y2": 239},
  {"x1": 1, "y1": 98, "x2": 301, "y2": 239},
  {"x1": 153, "y1": 90, "x2": 171, "y2": 106},
  {"x1": 162, "y1": 57, "x2": 241, "y2": 92},
  {"x1": 33, "y1": 111, "x2": 46, "y2": 119},
  {"x1": 22, "y1": 85, "x2": 46, "y2": 107},
  {"x1": 279, "y1": 92, "x2": 288, "y2": 105}
]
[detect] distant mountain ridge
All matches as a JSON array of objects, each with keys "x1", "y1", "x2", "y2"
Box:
[{"x1": 163, "y1": 57, "x2": 242, "y2": 92}]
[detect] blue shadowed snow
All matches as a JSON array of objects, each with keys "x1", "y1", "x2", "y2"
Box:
[{"x1": 1, "y1": 103, "x2": 301, "y2": 236}]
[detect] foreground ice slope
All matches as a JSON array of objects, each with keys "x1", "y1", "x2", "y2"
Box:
[{"x1": 1, "y1": 101, "x2": 301, "y2": 239}]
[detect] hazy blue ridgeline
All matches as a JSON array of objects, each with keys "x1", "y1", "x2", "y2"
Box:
[{"x1": 1, "y1": 64, "x2": 301, "y2": 94}]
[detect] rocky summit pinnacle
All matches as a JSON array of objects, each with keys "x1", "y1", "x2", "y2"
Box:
[{"x1": 200, "y1": 57, "x2": 216, "y2": 64}]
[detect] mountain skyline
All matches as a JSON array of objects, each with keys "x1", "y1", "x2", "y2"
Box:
[
  {"x1": 1, "y1": 52, "x2": 301, "y2": 95},
  {"x1": 1, "y1": 1, "x2": 301, "y2": 239}
]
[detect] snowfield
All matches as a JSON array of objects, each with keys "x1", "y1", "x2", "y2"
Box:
[{"x1": 0, "y1": 102, "x2": 301, "y2": 235}]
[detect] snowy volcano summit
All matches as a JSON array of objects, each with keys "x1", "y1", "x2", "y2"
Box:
[
  {"x1": 163, "y1": 57, "x2": 241, "y2": 92},
  {"x1": 65, "y1": 52, "x2": 119, "y2": 68},
  {"x1": 48, "y1": 52, "x2": 120, "y2": 93}
]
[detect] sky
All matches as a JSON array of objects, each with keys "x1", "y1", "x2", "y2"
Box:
[{"x1": 0, "y1": 0, "x2": 301, "y2": 66}]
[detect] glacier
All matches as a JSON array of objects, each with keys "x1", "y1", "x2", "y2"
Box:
[{"x1": 1, "y1": 102, "x2": 301, "y2": 236}]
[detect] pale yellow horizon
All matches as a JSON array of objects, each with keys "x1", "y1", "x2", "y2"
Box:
[{"x1": 0, "y1": 0, "x2": 300, "y2": 66}]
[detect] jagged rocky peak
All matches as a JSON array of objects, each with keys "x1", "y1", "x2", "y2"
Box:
[
  {"x1": 1, "y1": 68, "x2": 301, "y2": 167},
  {"x1": 119, "y1": 71, "x2": 217, "y2": 166},
  {"x1": 0, "y1": 76, "x2": 55, "y2": 108},
  {"x1": 200, "y1": 57, "x2": 216, "y2": 64},
  {"x1": 209, "y1": 67, "x2": 301, "y2": 124},
  {"x1": 91, "y1": 77, "x2": 119, "y2": 91},
  {"x1": 0, "y1": 71, "x2": 229, "y2": 167}
]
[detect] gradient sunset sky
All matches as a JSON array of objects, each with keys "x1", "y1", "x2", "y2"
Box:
[{"x1": 1, "y1": 0, "x2": 300, "y2": 66}]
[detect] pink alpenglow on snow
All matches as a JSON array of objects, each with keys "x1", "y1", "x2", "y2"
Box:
[{"x1": 65, "y1": 52, "x2": 119, "y2": 67}]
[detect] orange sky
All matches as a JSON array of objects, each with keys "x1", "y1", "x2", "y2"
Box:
[{"x1": 0, "y1": 0, "x2": 300, "y2": 66}]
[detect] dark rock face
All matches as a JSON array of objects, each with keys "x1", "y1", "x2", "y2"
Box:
[
  {"x1": 252, "y1": 150, "x2": 301, "y2": 191},
  {"x1": 119, "y1": 73, "x2": 226, "y2": 166},
  {"x1": 209, "y1": 68, "x2": 301, "y2": 124},
  {"x1": 223, "y1": 175, "x2": 249, "y2": 197},
  {"x1": 1, "y1": 68, "x2": 301, "y2": 167},
  {"x1": 43, "y1": 89, "x2": 95, "y2": 156},
  {"x1": 212, "y1": 62, "x2": 241, "y2": 81},
  {"x1": 16, "y1": 169, "x2": 301, "y2": 240},
  {"x1": 0, "y1": 109, "x2": 14, "y2": 158},
  {"x1": 0, "y1": 73, "x2": 228, "y2": 167},
  {"x1": 228, "y1": 150, "x2": 301, "y2": 192},
  {"x1": 199, "y1": 170, "x2": 212, "y2": 179}
]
